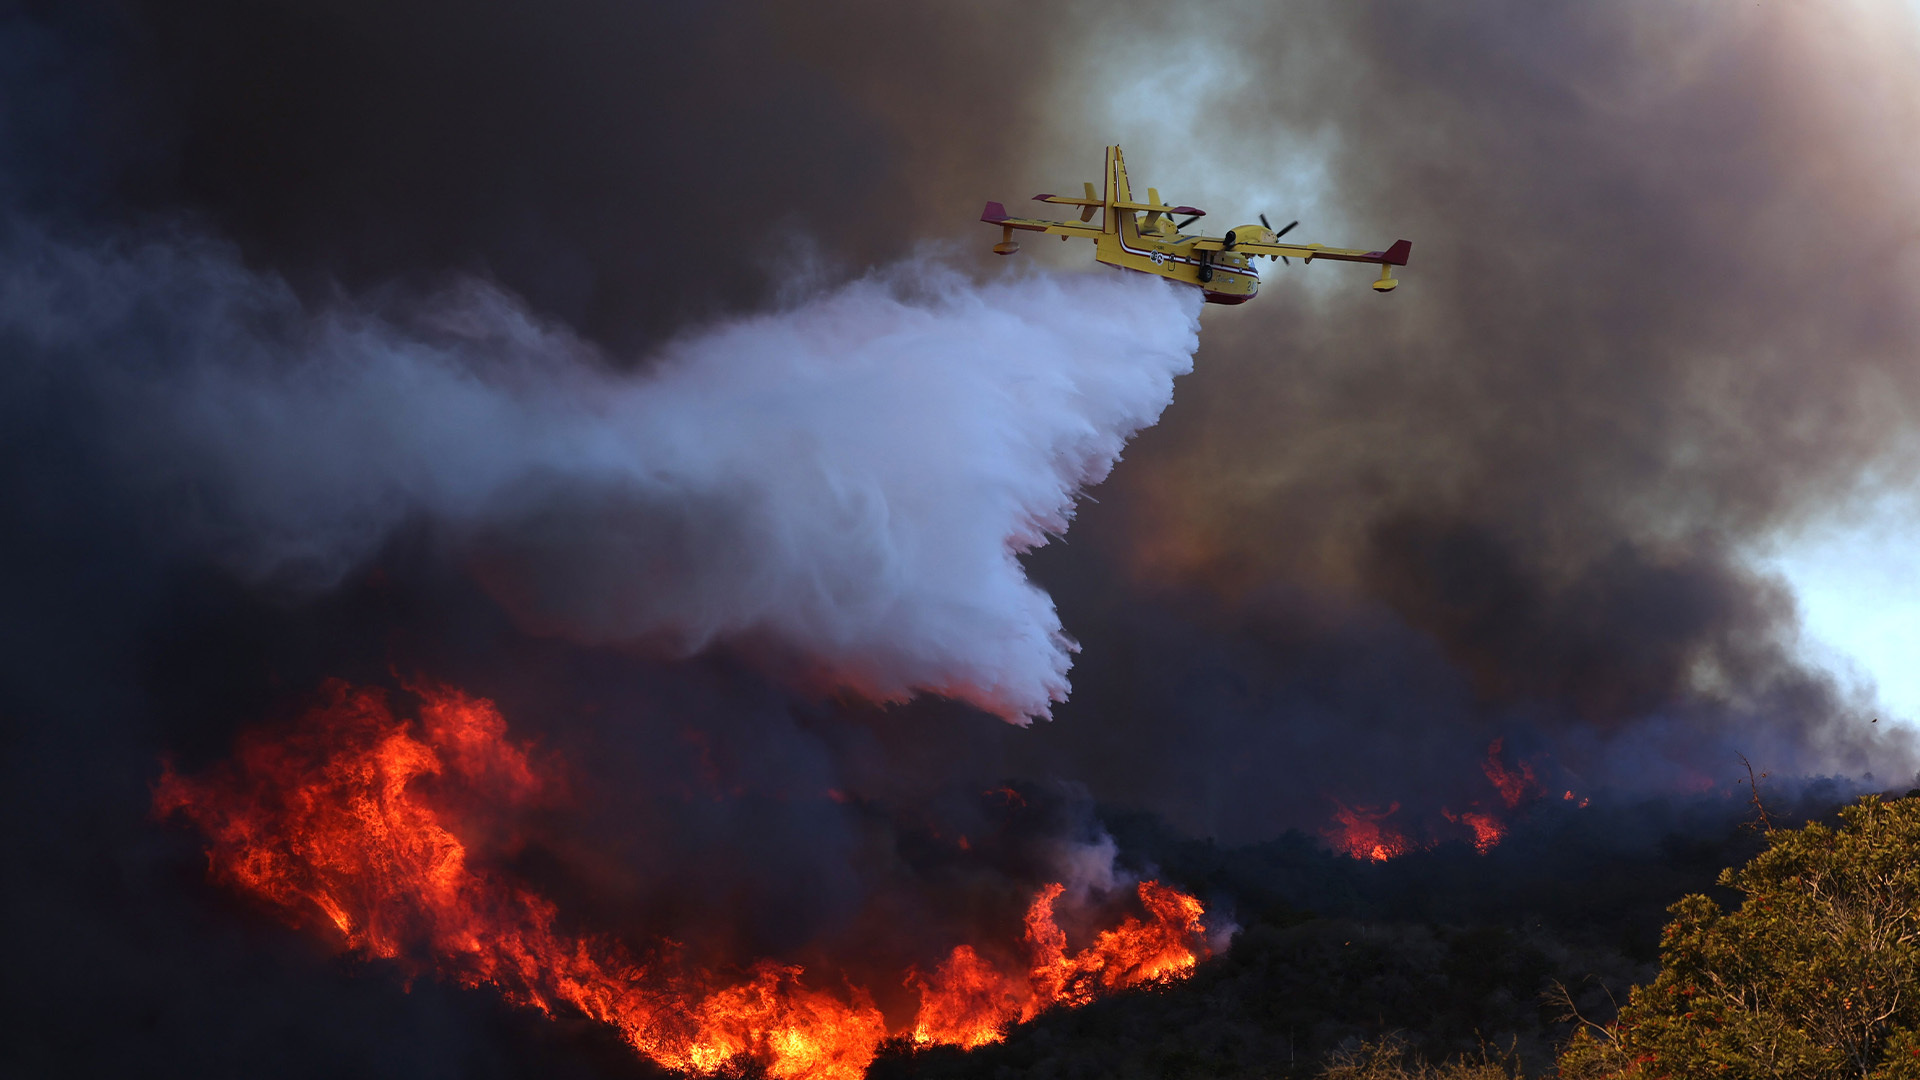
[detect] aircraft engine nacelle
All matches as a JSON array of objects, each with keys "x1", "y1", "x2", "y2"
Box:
[{"x1": 1220, "y1": 225, "x2": 1270, "y2": 251}]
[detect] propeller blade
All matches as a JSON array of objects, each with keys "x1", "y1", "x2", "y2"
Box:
[
  {"x1": 1282, "y1": 255, "x2": 1291, "y2": 264},
  {"x1": 1260, "y1": 213, "x2": 1271, "y2": 229},
  {"x1": 1276, "y1": 219, "x2": 1299, "y2": 237},
  {"x1": 1176, "y1": 214, "x2": 1201, "y2": 230}
]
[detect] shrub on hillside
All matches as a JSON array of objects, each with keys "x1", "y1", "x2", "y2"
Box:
[
  {"x1": 1322, "y1": 1033, "x2": 1515, "y2": 1079},
  {"x1": 1558, "y1": 795, "x2": 1920, "y2": 1079}
]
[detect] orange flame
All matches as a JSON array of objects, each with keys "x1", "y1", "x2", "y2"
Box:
[
  {"x1": 909, "y1": 879, "x2": 1206, "y2": 1048},
  {"x1": 1326, "y1": 741, "x2": 1578, "y2": 862},
  {"x1": 909, "y1": 945, "x2": 1027, "y2": 1048},
  {"x1": 1482, "y1": 737, "x2": 1541, "y2": 808},
  {"x1": 1325, "y1": 800, "x2": 1420, "y2": 862},
  {"x1": 154, "y1": 681, "x2": 1208, "y2": 1078},
  {"x1": 1441, "y1": 808, "x2": 1506, "y2": 853}
]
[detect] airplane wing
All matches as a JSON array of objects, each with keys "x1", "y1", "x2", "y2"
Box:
[
  {"x1": 1030, "y1": 183, "x2": 1112, "y2": 224},
  {"x1": 1032, "y1": 195, "x2": 1203, "y2": 214},
  {"x1": 1193, "y1": 237, "x2": 1412, "y2": 266},
  {"x1": 1031, "y1": 193, "x2": 1102, "y2": 223},
  {"x1": 981, "y1": 202, "x2": 1103, "y2": 239}
]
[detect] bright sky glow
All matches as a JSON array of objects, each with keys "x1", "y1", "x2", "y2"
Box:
[{"x1": 1760, "y1": 494, "x2": 1920, "y2": 726}]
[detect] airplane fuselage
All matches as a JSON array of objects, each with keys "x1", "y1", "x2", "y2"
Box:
[{"x1": 1091, "y1": 220, "x2": 1263, "y2": 305}]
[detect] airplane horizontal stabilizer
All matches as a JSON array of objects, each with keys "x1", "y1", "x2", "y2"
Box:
[
  {"x1": 982, "y1": 202, "x2": 1098, "y2": 236},
  {"x1": 1371, "y1": 239, "x2": 1412, "y2": 266}
]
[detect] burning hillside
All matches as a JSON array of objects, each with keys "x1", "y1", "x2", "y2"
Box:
[
  {"x1": 1323, "y1": 739, "x2": 1585, "y2": 862},
  {"x1": 15, "y1": 4, "x2": 1920, "y2": 1077},
  {"x1": 155, "y1": 682, "x2": 1210, "y2": 1079}
]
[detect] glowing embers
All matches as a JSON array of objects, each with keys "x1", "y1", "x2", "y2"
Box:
[
  {"x1": 153, "y1": 681, "x2": 1209, "y2": 1078},
  {"x1": 1322, "y1": 738, "x2": 1585, "y2": 863}
]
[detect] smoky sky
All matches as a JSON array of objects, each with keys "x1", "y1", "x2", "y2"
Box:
[
  {"x1": 9, "y1": 0, "x2": 1058, "y2": 350},
  {"x1": 1007, "y1": 2, "x2": 1920, "y2": 838},
  {"x1": 7, "y1": 1, "x2": 1920, "y2": 1076}
]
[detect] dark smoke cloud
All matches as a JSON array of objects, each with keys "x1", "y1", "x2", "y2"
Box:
[{"x1": 36, "y1": 0, "x2": 1059, "y2": 350}]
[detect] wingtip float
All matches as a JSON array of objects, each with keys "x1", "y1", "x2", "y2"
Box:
[{"x1": 982, "y1": 145, "x2": 1411, "y2": 304}]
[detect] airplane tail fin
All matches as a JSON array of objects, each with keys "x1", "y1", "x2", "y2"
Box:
[
  {"x1": 1106, "y1": 145, "x2": 1134, "y2": 236},
  {"x1": 1108, "y1": 145, "x2": 1133, "y2": 206}
]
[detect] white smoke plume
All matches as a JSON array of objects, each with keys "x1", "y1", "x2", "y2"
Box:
[{"x1": 0, "y1": 223, "x2": 1202, "y2": 721}]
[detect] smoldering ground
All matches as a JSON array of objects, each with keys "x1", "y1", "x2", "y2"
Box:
[{"x1": 8, "y1": 1, "x2": 1920, "y2": 1077}]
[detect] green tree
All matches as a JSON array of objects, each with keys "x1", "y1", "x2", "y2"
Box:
[{"x1": 1559, "y1": 795, "x2": 1920, "y2": 1079}]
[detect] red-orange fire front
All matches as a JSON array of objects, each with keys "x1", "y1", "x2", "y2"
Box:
[{"x1": 154, "y1": 681, "x2": 1210, "y2": 1079}]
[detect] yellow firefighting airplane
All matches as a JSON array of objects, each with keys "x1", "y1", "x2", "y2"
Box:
[{"x1": 982, "y1": 146, "x2": 1410, "y2": 305}]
